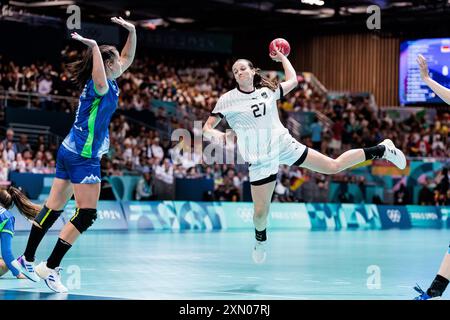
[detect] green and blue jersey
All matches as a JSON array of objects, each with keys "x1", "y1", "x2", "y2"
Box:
[
  {"x1": 62, "y1": 79, "x2": 119, "y2": 159},
  {"x1": 0, "y1": 207, "x2": 19, "y2": 276}
]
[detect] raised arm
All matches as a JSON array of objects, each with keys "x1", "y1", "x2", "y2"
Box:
[
  {"x1": 71, "y1": 32, "x2": 108, "y2": 95},
  {"x1": 270, "y1": 49, "x2": 298, "y2": 96},
  {"x1": 111, "y1": 17, "x2": 137, "y2": 72},
  {"x1": 417, "y1": 54, "x2": 450, "y2": 105}
]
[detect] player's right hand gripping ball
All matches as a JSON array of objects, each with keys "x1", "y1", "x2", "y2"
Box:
[{"x1": 269, "y1": 38, "x2": 291, "y2": 57}]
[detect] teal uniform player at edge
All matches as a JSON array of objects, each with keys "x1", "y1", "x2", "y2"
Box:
[
  {"x1": 0, "y1": 207, "x2": 20, "y2": 277},
  {"x1": 0, "y1": 187, "x2": 41, "y2": 280}
]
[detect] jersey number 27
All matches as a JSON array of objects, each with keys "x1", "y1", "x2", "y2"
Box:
[{"x1": 251, "y1": 103, "x2": 266, "y2": 118}]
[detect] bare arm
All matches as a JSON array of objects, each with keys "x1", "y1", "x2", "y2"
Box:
[
  {"x1": 202, "y1": 115, "x2": 225, "y2": 141},
  {"x1": 111, "y1": 17, "x2": 137, "y2": 73},
  {"x1": 417, "y1": 54, "x2": 450, "y2": 104},
  {"x1": 91, "y1": 45, "x2": 109, "y2": 95},
  {"x1": 270, "y1": 49, "x2": 298, "y2": 96},
  {"x1": 71, "y1": 32, "x2": 108, "y2": 95}
]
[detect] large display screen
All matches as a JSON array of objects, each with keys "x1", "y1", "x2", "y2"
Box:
[{"x1": 400, "y1": 38, "x2": 450, "y2": 105}]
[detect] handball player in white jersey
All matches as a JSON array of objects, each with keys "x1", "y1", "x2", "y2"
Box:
[{"x1": 203, "y1": 47, "x2": 406, "y2": 264}]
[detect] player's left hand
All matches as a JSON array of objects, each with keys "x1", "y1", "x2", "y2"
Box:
[
  {"x1": 416, "y1": 54, "x2": 430, "y2": 81},
  {"x1": 225, "y1": 129, "x2": 236, "y2": 139},
  {"x1": 16, "y1": 273, "x2": 27, "y2": 279},
  {"x1": 71, "y1": 32, "x2": 97, "y2": 48},
  {"x1": 111, "y1": 17, "x2": 135, "y2": 32},
  {"x1": 224, "y1": 129, "x2": 236, "y2": 150},
  {"x1": 270, "y1": 48, "x2": 284, "y2": 62}
]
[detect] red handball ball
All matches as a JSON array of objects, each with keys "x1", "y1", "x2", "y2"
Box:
[{"x1": 269, "y1": 38, "x2": 291, "y2": 57}]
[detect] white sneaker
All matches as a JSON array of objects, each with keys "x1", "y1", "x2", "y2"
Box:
[
  {"x1": 35, "y1": 262, "x2": 68, "y2": 293},
  {"x1": 379, "y1": 139, "x2": 406, "y2": 170},
  {"x1": 252, "y1": 241, "x2": 267, "y2": 264},
  {"x1": 15, "y1": 255, "x2": 40, "y2": 282}
]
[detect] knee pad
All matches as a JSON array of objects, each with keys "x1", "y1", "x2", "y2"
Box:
[
  {"x1": 70, "y1": 208, "x2": 97, "y2": 234},
  {"x1": 34, "y1": 206, "x2": 63, "y2": 232}
]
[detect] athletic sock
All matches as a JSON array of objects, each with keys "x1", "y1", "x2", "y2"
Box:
[
  {"x1": 255, "y1": 229, "x2": 267, "y2": 242},
  {"x1": 46, "y1": 238, "x2": 72, "y2": 269},
  {"x1": 426, "y1": 274, "x2": 449, "y2": 298},
  {"x1": 363, "y1": 145, "x2": 385, "y2": 160},
  {"x1": 24, "y1": 206, "x2": 63, "y2": 262},
  {"x1": 24, "y1": 224, "x2": 46, "y2": 262}
]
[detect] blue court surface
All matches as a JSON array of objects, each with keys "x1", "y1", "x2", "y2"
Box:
[{"x1": 1, "y1": 229, "x2": 448, "y2": 300}]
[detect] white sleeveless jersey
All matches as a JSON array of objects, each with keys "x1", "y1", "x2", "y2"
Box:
[{"x1": 211, "y1": 86, "x2": 290, "y2": 163}]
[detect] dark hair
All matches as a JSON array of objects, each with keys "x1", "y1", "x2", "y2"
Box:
[
  {"x1": 0, "y1": 186, "x2": 40, "y2": 220},
  {"x1": 235, "y1": 59, "x2": 278, "y2": 91},
  {"x1": 67, "y1": 45, "x2": 118, "y2": 90}
]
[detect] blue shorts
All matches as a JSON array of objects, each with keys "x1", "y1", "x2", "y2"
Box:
[{"x1": 55, "y1": 145, "x2": 101, "y2": 184}]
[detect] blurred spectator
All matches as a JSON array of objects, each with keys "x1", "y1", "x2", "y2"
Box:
[
  {"x1": 1, "y1": 129, "x2": 17, "y2": 153},
  {"x1": 418, "y1": 176, "x2": 435, "y2": 205},
  {"x1": 435, "y1": 167, "x2": 449, "y2": 205},
  {"x1": 338, "y1": 177, "x2": 354, "y2": 203},
  {"x1": 315, "y1": 175, "x2": 329, "y2": 202},
  {"x1": 329, "y1": 115, "x2": 344, "y2": 156},
  {"x1": 0, "y1": 159, "x2": 9, "y2": 183},
  {"x1": 135, "y1": 167, "x2": 156, "y2": 201},
  {"x1": 16, "y1": 134, "x2": 31, "y2": 154},
  {"x1": 0, "y1": 142, "x2": 6, "y2": 162},
  {"x1": 4, "y1": 142, "x2": 16, "y2": 162},
  {"x1": 274, "y1": 176, "x2": 293, "y2": 202},
  {"x1": 151, "y1": 137, "x2": 164, "y2": 162},
  {"x1": 394, "y1": 183, "x2": 411, "y2": 205},
  {"x1": 155, "y1": 158, "x2": 174, "y2": 200}
]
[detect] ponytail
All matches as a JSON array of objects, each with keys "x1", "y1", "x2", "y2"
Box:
[
  {"x1": 234, "y1": 59, "x2": 278, "y2": 92},
  {"x1": 67, "y1": 45, "x2": 118, "y2": 90},
  {"x1": 254, "y1": 68, "x2": 278, "y2": 91},
  {"x1": 67, "y1": 47, "x2": 93, "y2": 90},
  {"x1": 0, "y1": 186, "x2": 40, "y2": 220}
]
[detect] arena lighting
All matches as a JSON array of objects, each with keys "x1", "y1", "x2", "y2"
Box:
[
  {"x1": 301, "y1": 0, "x2": 325, "y2": 6},
  {"x1": 276, "y1": 8, "x2": 320, "y2": 15},
  {"x1": 167, "y1": 17, "x2": 195, "y2": 24},
  {"x1": 138, "y1": 18, "x2": 169, "y2": 29},
  {"x1": 345, "y1": 5, "x2": 369, "y2": 14},
  {"x1": 318, "y1": 8, "x2": 334, "y2": 17},
  {"x1": 390, "y1": 2, "x2": 413, "y2": 7},
  {"x1": 9, "y1": 0, "x2": 74, "y2": 7},
  {"x1": 276, "y1": 8, "x2": 333, "y2": 17}
]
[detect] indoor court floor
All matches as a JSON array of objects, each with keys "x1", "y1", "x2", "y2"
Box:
[{"x1": 1, "y1": 229, "x2": 448, "y2": 300}]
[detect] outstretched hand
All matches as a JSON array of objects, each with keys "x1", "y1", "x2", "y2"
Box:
[
  {"x1": 111, "y1": 17, "x2": 135, "y2": 31},
  {"x1": 417, "y1": 54, "x2": 430, "y2": 81},
  {"x1": 71, "y1": 32, "x2": 97, "y2": 48}
]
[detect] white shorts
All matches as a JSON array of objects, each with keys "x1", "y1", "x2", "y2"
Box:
[{"x1": 248, "y1": 134, "x2": 308, "y2": 185}]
